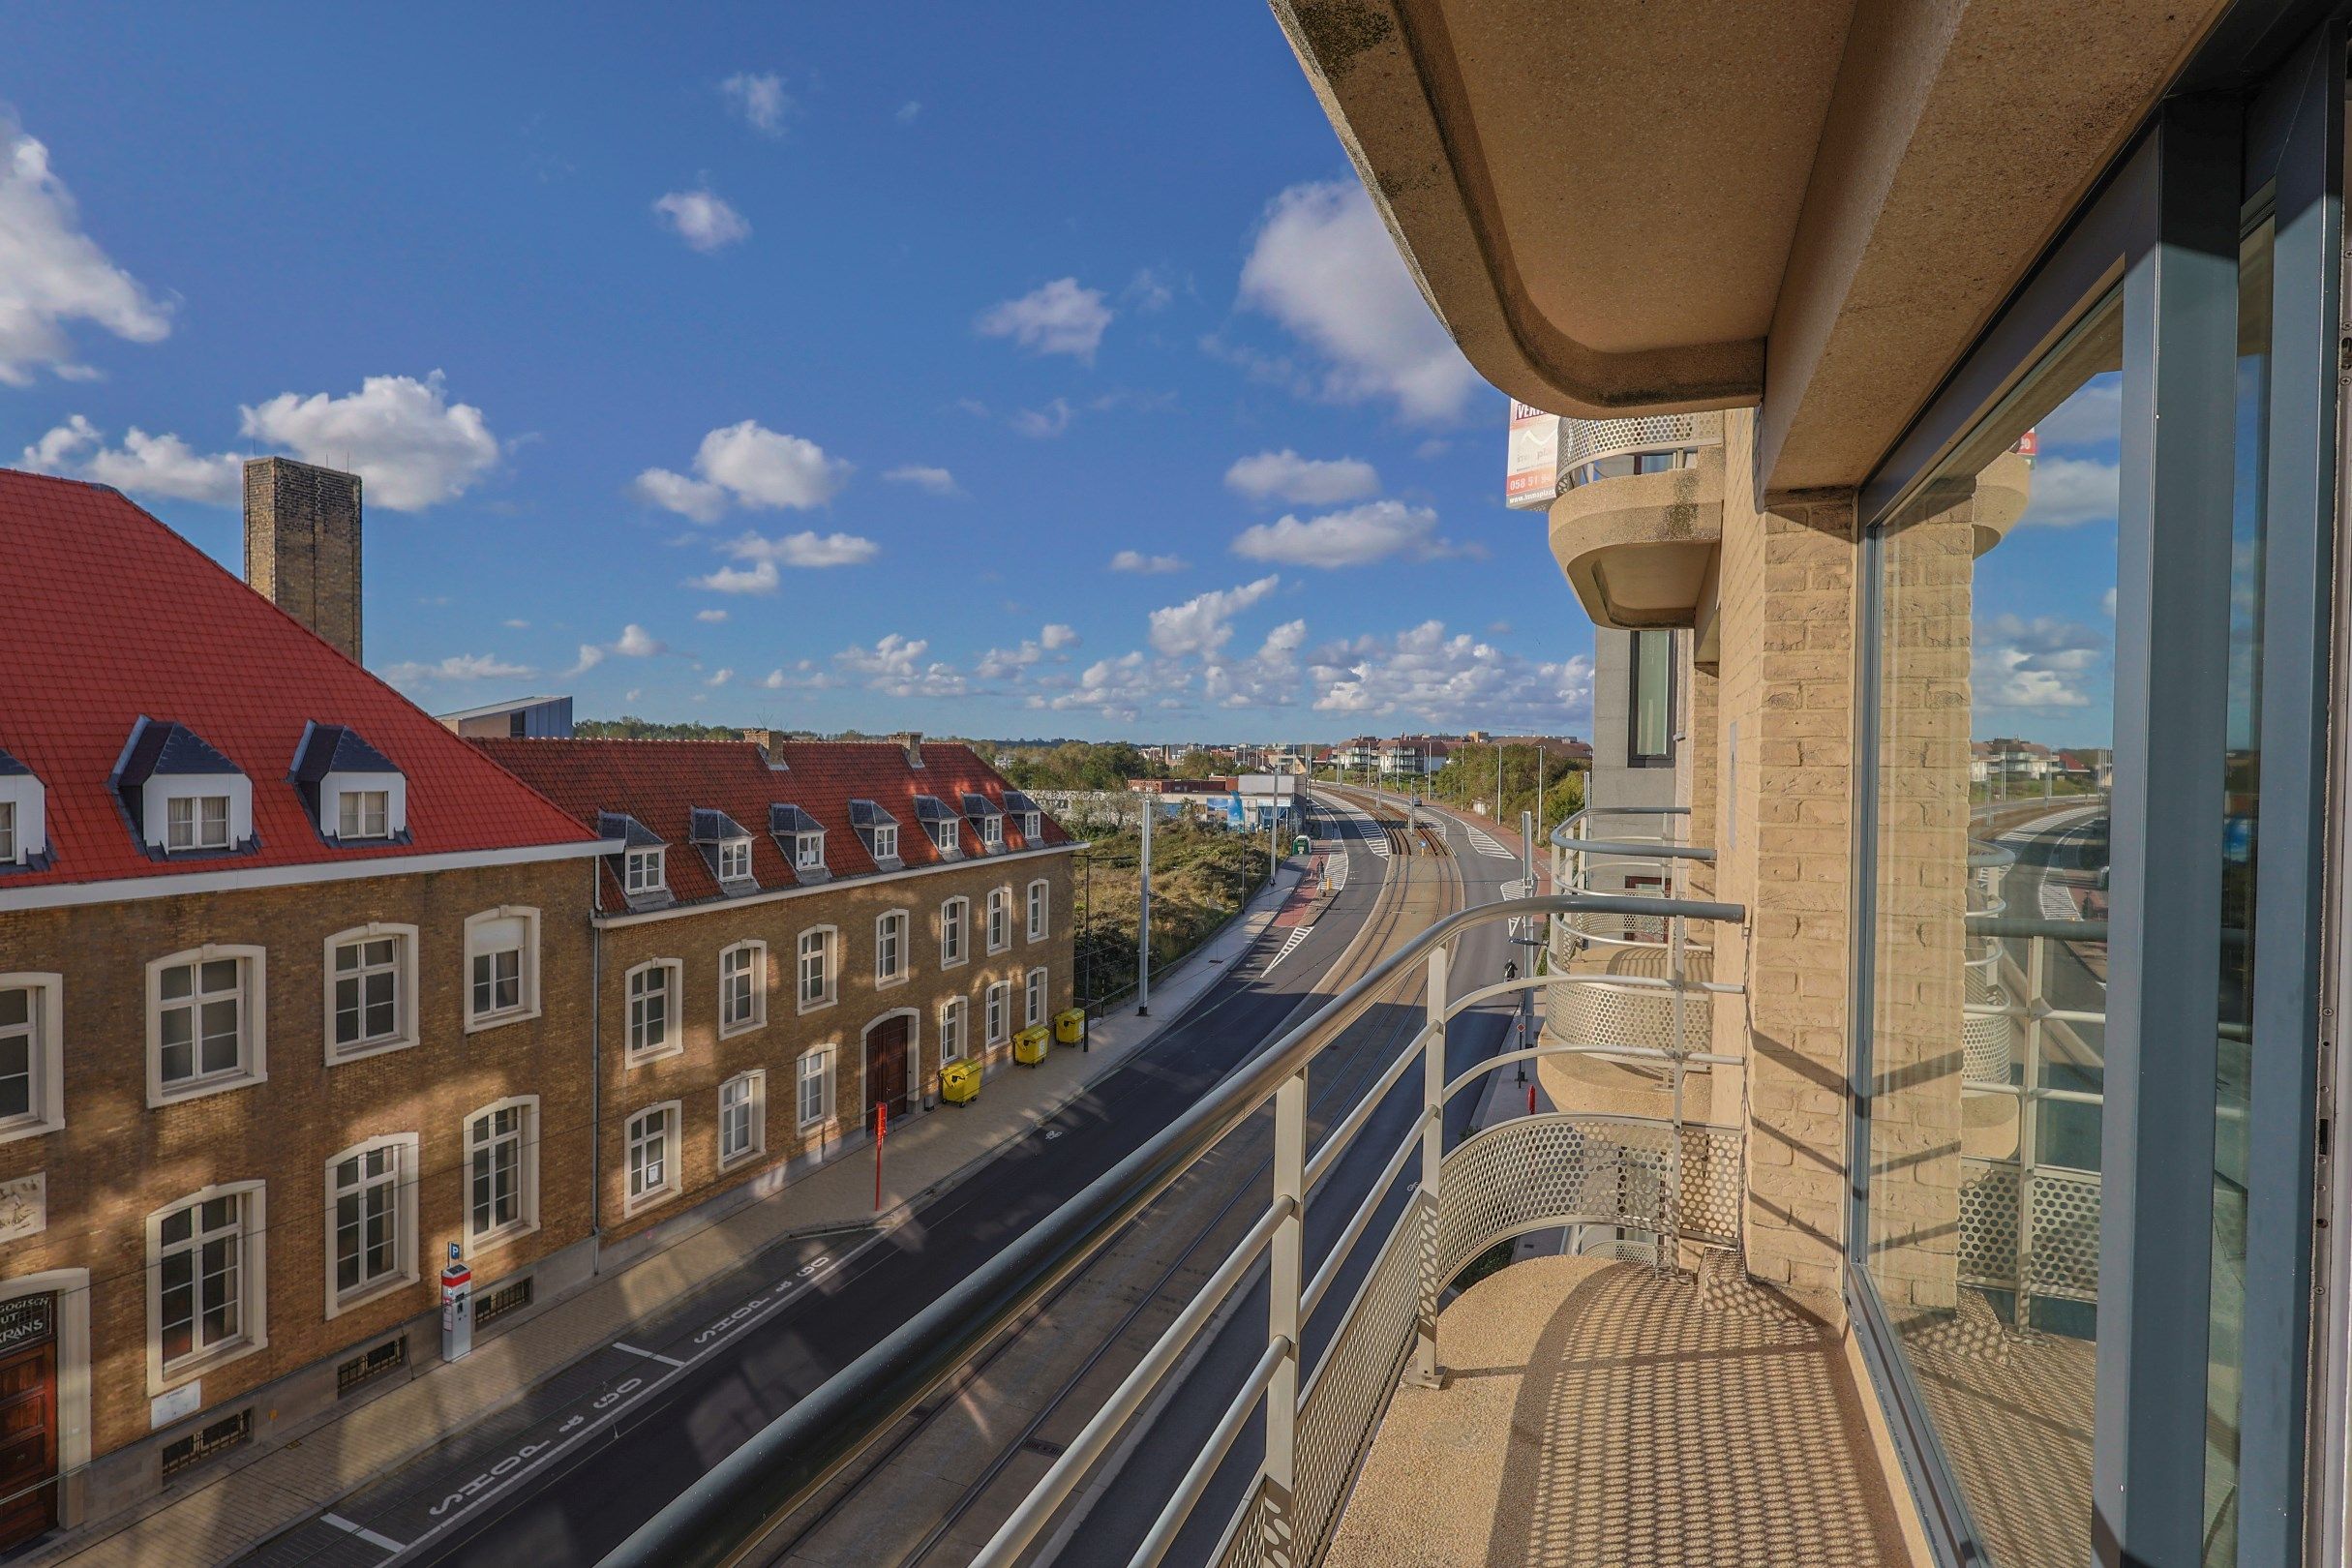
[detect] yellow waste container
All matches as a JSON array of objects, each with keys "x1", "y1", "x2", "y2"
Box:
[
  {"x1": 1054, "y1": 1008, "x2": 1084, "y2": 1045},
  {"x1": 1013, "y1": 1025, "x2": 1050, "y2": 1066},
  {"x1": 941, "y1": 1058, "x2": 981, "y2": 1104}
]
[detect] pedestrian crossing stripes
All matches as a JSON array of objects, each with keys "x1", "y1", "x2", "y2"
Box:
[{"x1": 1464, "y1": 825, "x2": 1517, "y2": 859}]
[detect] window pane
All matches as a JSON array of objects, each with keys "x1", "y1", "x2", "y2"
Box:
[
  {"x1": 1630, "y1": 630, "x2": 1674, "y2": 762},
  {"x1": 1866, "y1": 290, "x2": 2120, "y2": 1568}
]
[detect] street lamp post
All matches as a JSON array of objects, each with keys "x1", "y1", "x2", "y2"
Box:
[{"x1": 1136, "y1": 799, "x2": 1152, "y2": 1017}]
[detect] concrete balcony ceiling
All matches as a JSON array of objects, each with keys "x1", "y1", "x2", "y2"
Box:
[{"x1": 1271, "y1": 0, "x2": 2227, "y2": 493}]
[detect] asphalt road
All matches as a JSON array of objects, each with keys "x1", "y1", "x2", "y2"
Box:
[
  {"x1": 242, "y1": 794, "x2": 1435, "y2": 1568},
  {"x1": 1058, "y1": 795, "x2": 1530, "y2": 1568}
]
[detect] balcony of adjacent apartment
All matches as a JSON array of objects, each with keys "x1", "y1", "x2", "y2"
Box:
[{"x1": 1548, "y1": 411, "x2": 1726, "y2": 644}]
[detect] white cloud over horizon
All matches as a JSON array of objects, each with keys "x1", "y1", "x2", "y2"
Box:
[
  {"x1": 976, "y1": 278, "x2": 1111, "y2": 362},
  {"x1": 654, "y1": 188, "x2": 750, "y2": 252},
  {"x1": 0, "y1": 118, "x2": 172, "y2": 384},
  {"x1": 1231, "y1": 498, "x2": 1475, "y2": 568},
  {"x1": 1223, "y1": 449, "x2": 1379, "y2": 506},
  {"x1": 239, "y1": 372, "x2": 500, "y2": 510}
]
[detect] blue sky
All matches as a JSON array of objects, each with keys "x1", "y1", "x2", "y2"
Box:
[{"x1": 2, "y1": 3, "x2": 1595, "y2": 742}]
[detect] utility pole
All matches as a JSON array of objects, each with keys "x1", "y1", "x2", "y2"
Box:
[
  {"x1": 1136, "y1": 799, "x2": 1152, "y2": 1016},
  {"x1": 1081, "y1": 850, "x2": 1093, "y2": 1050}
]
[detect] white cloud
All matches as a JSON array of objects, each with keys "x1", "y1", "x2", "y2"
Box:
[
  {"x1": 883, "y1": 464, "x2": 959, "y2": 496},
  {"x1": 722, "y1": 529, "x2": 879, "y2": 567},
  {"x1": 1012, "y1": 398, "x2": 1074, "y2": 438},
  {"x1": 239, "y1": 371, "x2": 498, "y2": 510},
  {"x1": 504, "y1": 618, "x2": 531, "y2": 629},
  {"x1": 696, "y1": 608, "x2": 730, "y2": 623},
  {"x1": 1126, "y1": 268, "x2": 1175, "y2": 313},
  {"x1": 1309, "y1": 619, "x2": 1594, "y2": 730},
  {"x1": 1231, "y1": 498, "x2": 1475, "y2": 568},
  {"x1": 615, "y1": 623, "x2": 665, "y2": 657},
  {"x1": 1973, "y1": 613, "x2": 2105, "y2": 710},
  {"x1": 20, "y1": 415, "x2": 241, "y2": 504},
  {"x1": 0, "y1": 119, "x2": 172, "y2": 384},
  {"x1": 2015, "y1": 456, "x2": 2119, "y2": 528},
  {"x1": 1224, "y1": 449, "x2": 1379, "y2": 506},
  {"x1": 2031, "y1": 380, "x2": 2122, "y2": 448},
  {"x1": 692, "y1": 559, "x2": 780, "y2": 594},
  {"x1": 379, "y1": 651, "x2": 534, "y2": 685},
  {"x1": 1041, "y1": 651, "x2": 1166, "y2": 723},
  {"x1": 1238, "y1": 180, "x2": 1481, "y2": 424},
  {"x1": 1040, "y1": 623, "x2": 1079, "y2": 650},
  {"x1": 706, "y1": 667, "x2": 735, "y2": 687},
  {"x1": 1204, "y1": 618, "x2": 1308, "y2": 709},
  {"x1": 1110, "y1": 550, "x2": 1187, "y2": 574},
  {"x1": 568, "y1": 644, "x2": 605, "y2": 676},
  {"x1": 635, "y1": 420, "x2": 852, "y2": 522},
  {"x1": 721, "y1": 72, "x2": 791, "y2": 136},
  {"x1": 896, "y1": 102, "x2": 922, "y2": 124},
  {"x1": 654, "y1": 188, "x2": 750, "y2": 253},
  {"x1": 976, "y1": 278, "x2": 1112, "y2": 362},
  {"x1": 835, "y1": 633, "x2": 966, "y2": 698},
  {"x1": 1149, "y1": 575, "x2": 1280, "y2": 658},
  {"x1": 975, "y1": 623, "x2": 1082, "y2": 681}
]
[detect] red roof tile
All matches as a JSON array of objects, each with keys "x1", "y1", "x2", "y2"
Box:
[
  {"x1": 0, "y1": 469, "x2": 598, "y2": 889},
  {"x1": 469, "y1": 737, "x2": 1070, "y2": 909}
]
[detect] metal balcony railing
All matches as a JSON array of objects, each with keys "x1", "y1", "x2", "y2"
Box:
[
  {"x1": 1547, "y1": 808, "x2": 1729, "y2": 1077},
  {"x1": 599, "y1": 890, "x2": 1746, "y2": 1568},
  {"x1": 1554, "y1": 410, "x2": 1726, "y2": 494}
]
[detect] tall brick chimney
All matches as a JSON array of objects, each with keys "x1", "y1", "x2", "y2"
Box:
[{"x1": 244, "y1": 456, "x2": 363, "y2": 664}]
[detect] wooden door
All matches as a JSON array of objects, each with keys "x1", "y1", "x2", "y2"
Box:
[
  {"x1": 866, "y1": 1013, "x2": 911, "y2": 1122},
  {"x1": 0, "y1": 1330, "x2": 57, "y2": 1550}
]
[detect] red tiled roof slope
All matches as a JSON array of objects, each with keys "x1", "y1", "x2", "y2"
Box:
[
  {"x1": 468, "y1": 737, "x2": 1070, "y2": 909},
  {"x1": 0, "y1": 469, "x2": 597, "y2": 888}
]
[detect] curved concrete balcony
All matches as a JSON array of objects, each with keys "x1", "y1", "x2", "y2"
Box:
[{"x1": 1547, "y1": 410, "x2": 1725, "y2": 631}]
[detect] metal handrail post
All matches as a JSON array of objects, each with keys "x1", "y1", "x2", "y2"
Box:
[
  {"x1": 1411, "y1": 946, "x2": 1448, "y2": 1387},
  {"x1": 2017, "y1": 936, "x2": 2046, "y2": 1328},
  {"x1": 1261, "y1": 1069, "x2": 1307, "y2": 1558}
]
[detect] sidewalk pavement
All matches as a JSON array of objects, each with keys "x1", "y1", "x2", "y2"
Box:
[{"x1": 37, "y1": 863, "x2": 1310, "y2": 1568}]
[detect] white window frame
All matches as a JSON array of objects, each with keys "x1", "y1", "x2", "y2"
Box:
[
  {"x1": 719, "y1": 941, "x2": 768, "y2": 1038},
  {"x1": 875, "y1": 910, "x2": 910, "y2": 988},
  {"x1": 146, "y1": 945, "x2": 267, "y2": 1108},
  {"x1": 717, "y1": 837, "x2": 753, "y2": 883},
  {"x1": 336, "y1": 787, "x2": 392, "y2": 841},
  {"x1": 1022, "y1": 810, "x2": 1042, "y2": 841},
  {"x1": 1027, "y1": 879, "x2": 1050, "y2": 942},
  {"x1": 464, "y1": 906, "x2": 542, "y2": 1033},
  {"x1": 985, "y1": 981, "x2": 1010, "y2": 1047},
  {"x1": 0, "y1": 974, "x2": 64, "y2": 1144},
  {"x1": 0, "y1": 799, "x2": 12, "y2": 862},
  {"x1": 796, "y1": 1047, "x2": 835, "y2": 1131},
  {"x1": 940, "y1": 997, "x2": 968, "y2": 1063},
  {"x1": 872, "y1": 823, "x2": 899, "y2": 861},
  {"x1": 979, "y1": 812, "x2": 1004, "y2": 849},
  {"x1": 165, "y1": 792, "x2": 234, "y2": 854},
  {"x1": 625, "y1": 1101, "x2": 682, "y2": 1215},
  {"x1": 719, "y1": 1070, "x2": 767, "y2": 1168},
  {"x1": 1027, "y1": 967, "x2": 1048, "y2": 1028},
  {"x1": 464, "y1": 1095, "x2": 540, "y2": 1253},
  {"x1": 795, "y1": 830, "x2": 826, "y2": 873},
  {"x1": 624, "y1": 847, "x2": 667, "y2": 897},
  {"x1": 322, "y1": 1132, "x2": 419, "y2": 1317},
  {"x1": 940, "y1": 896, "x2": 969, "y2": 968},
  {"x1": 625, "y1": 958, "x2": 684, "y2": 1064},
  {"x1": 929, "y1": 818, "x2": 959, "y2": 853},
  {"x1": 798, "y1": 926, "x2": 837, "y2": 1014},
  {"x1": 986, "y1": 889, "x2": 1011, "y2": 954},
  {"x1": 322, "y1": 922, "x2": 418, "y2": 1065},
  {"x1": 146, "y1": 1180, "x2": 267, "y2": 1394}
]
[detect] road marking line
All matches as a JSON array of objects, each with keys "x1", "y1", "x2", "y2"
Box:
[
  {"x1": 1261, "y1": 924, "x2": 1315, "y2": 977},
  {"x1": 612, "y1": 1342, "x2": 687, "y2": 1368},
  {"x1": 324, "y1": 1514, "x2": 408, "y2": 1553}
]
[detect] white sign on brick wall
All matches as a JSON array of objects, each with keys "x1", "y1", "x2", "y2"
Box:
[{"x1": 0, "y1": 1173, "x2": 45, "y2": 1244}]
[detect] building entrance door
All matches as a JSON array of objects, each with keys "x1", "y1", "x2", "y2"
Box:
[
  {"x1": 0, "y1": 1293, "x2": 59, "y2": 1550},
  {"x1": 865, "y1": 1014, "x2": 911, "y2": 1123}
]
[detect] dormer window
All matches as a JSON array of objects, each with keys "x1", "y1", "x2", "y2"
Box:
[
  {"x1": 797, "y1": 832, "x2": 825, "y2": 871},
  {"x1": 625, "y1": 848, "x2": 666, "y2": 895},
  {"x1": 912, "y1": 796, "x2": 960, "y2": 859},
  {"x1": 719, "y1": 839, "x2": 752, "y2": 881},
  {"x1": 1002, "y1": 792, "x2": 1044, "y2": 848},
  {"x1": 929, "y1": 819, "x2": 958, "y2": 853},
  {"x1": 291, "y1": 723, "x2": 407, "y2": 846},
  {"x1": 769, "y1": 804, "x2": 828, "y2": 881},
  {"x1": 980, "y1": 814, "x2": 1004, "y2": 848},
  {"x1": 0, "y1": 748, "x2": 46, "y2": 871},
  {"x1": 848, "y1": 799, "x2": 902, "y2": 869},
  {"x1": 875, "y1": 823, "x2": 899, "y2": 860},
  {"x1": 960, "y1": 793, "x2": 1004, "y2": 852},
  {"x1": 167, "y1": 795, "x2": 232, "y2": 852},
  {"x1": 118, "y1": 718, "x2": 253, "y2": 859},
  {"x1": 1024, "y1": 812, "x2": 1042, "y2": 840},
  {"x1": 690, "y1": 808, "x2": 757, "y2": 890},
  {"x1": 338, "y1": 789, "x2": 390, "y2": 840},
  {"x1": 598, "y1": 811, "x2": 670, "y2": 905}
]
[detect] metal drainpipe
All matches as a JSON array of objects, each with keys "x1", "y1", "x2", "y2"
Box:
[{"x1": 589, "y1": 855, "x2": 603, "y2": 1252}]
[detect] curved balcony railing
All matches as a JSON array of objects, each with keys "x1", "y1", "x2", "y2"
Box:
[
  {"x1": 1554, "y1": 409, "x2": 1726, "y2": 492},
  {"x1": 597, "y1": 891, "x2": 1746, "y2": 1568},
  {"x1": 1546, "y1": 808, "x2": 1730, "y2": 1069}
]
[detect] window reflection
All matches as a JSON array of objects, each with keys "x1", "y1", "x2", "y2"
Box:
[{"x1": 1868, "y1": 291, "x2": 2122, "y2": 1568}]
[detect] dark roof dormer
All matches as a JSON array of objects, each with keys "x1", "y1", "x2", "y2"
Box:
[
  {"x1": 770, "y1": 802, "x2": 829, "y2": 884},
  {"x1": 911, "y1": 794, "x2": 964, "y2": 859},
  {"x1": 0, "y1": 745, "x2": 52, "y2": 874},
  {"x1": 848, "y1": 799, "x2": 903, "y2": 872},
  {"x1": 113, "y1": 716, "x2": 256, "y2": 860},
  {"x1": 599, "y1": 810, "x2": 674, "y2": 909},
  {"x1": 289, "y1": 722, "x2": 409, "y2": 847},
  {"x1": 960, "y1": 791, "x2": 1005, "y2": 853},
  {"x1": 690, "y1": 807, "x2": 758, "y2": 892}
]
